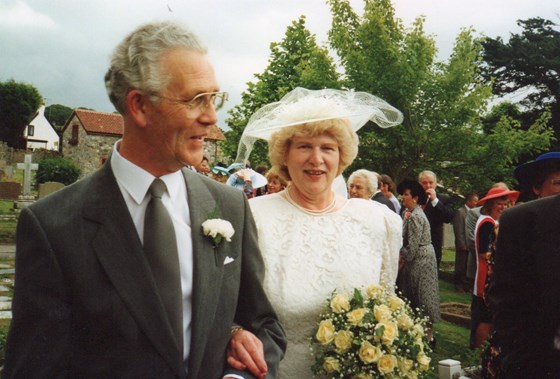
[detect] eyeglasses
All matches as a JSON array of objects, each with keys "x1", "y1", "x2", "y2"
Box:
[{"x1": 151, "y1": 91, "x2": 228, "y2": 112}]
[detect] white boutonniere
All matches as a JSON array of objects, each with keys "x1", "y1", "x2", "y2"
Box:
[{"x1": 202, "y1": 219, "x2": 235, "y2": 247}]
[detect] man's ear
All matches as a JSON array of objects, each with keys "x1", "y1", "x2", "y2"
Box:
[{"x1": 126, "y1": 89, "x2": 150, "y2": 128}]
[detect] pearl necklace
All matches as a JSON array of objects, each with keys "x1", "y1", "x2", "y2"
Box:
[{"x1": 283, "y1": 186, "x2": 338, "y2": 215}]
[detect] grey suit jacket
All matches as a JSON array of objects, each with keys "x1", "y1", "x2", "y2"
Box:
[
  {"x1": 453, "y1": 205, "x2": 468, "y2": 252},
  {"x1": 3, "y1": 161, "x2": 285, "y2": 378}
]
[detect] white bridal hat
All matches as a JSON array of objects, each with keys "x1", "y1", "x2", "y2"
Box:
[{"x1": 235, "y1": 87, "x2": 403, "y2": 163}]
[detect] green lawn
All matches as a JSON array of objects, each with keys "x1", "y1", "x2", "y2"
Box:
[{"x1": 426, "y1": 249, "x2": 482, "y2": 378}]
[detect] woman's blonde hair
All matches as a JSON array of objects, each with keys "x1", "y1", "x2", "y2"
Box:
[{"x1": 268, "y1": 118, "x2": 358, "y2": 182}]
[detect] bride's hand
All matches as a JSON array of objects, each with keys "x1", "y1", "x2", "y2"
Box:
[{"x1": 227, "y1": 328, "x2": 268, "y2": 379}]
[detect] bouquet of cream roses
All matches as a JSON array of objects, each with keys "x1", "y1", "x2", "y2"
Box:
[{"x1": 310, "y1": 283, "x2": 432, "y2": 378}]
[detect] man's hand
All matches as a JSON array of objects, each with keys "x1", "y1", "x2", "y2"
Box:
[
  {"x1": 425, "y1": 188, "x2": 437, "y2": 202},
  {"x1": 227, "y1": 329, "x2": 267, "y2": 379}
]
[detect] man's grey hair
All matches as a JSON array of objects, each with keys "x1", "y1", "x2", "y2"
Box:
[
  {"x1": 418, "y1": 170, "x2": 437, "y2": 182},
  {"x1": 104, "y1": 21, "x2": 207, "y2": 115}
]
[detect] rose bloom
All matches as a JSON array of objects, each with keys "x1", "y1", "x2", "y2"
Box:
[
  {"x1": 358, "y1": 341, "x2": 383, "y2": 364},
  {"x1": 366, "y1": 284, "x2": 383, "y2": 299},
  {"x1": 354, "y1": 374, "x2": 373, "y2": 379},
  {"x1": 201, "y1": 219, "x2": 234, "y2": 241},
  {"x1": 413, "y1": 324, "x2": 425, "y2": 337},
  {"x1": 330, "y1": 293, "x2": 350, "y2": 313},
  {"x1": 376, "y1": 321, "x2": 398, "y2": 345},
  {"x1": 397, "y1": 313, "x2": 414, "y2": 330},
  {"x1": 388, "y1": 295, "x2": 404, "y2": 311},
  {"x1": 334, "y1": 330, "x2": 353, "y2": 352},
  {"x1": 374, "y1": 304, "x2": 392, "y2": 322},
  {"x1": 322, "y1": 356, "x2": 340, "y2": 373},
  {"x1": 316, "y1": 319, "x2": 335, "y2": 345},
  {"x1": 347, "y1": 308, "x2": 368, "y2": 326},
  {"x1": 417, "y1": 352, "x2": 431, "y2": 371},
  {"x1": 398, "y1": 357, "x2": 414, "y2": 375},
  {"x1": 377, "y1": 354, "x2": 398, "y2": 374}
]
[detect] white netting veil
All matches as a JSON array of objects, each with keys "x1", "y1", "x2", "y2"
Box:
[{"x1": 235, "y1": 87, "x2": 403, "y2": 163}]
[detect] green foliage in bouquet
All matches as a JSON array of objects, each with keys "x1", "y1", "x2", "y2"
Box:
[{"x1": 310, "y1": 283, "x2": 433, "y2": 378}]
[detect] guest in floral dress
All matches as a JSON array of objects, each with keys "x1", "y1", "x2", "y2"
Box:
[{"x1": 397, "y1": 179, "x2": 441, "y2": 344}]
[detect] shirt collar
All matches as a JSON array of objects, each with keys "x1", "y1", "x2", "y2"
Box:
[{"x1": 111, "y1": 141, "x2": 184, "y2": 205}]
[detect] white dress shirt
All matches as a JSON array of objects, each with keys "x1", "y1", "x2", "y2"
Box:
[{"x1": 110, "y1": 144, "x2": 193, "y2": 370}]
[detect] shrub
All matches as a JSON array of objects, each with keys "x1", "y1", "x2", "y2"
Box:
[{"x1": 36, "y1": 157, "x2": 81, "y2": 185}]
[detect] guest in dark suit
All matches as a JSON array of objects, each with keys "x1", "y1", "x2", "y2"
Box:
[
  {"x1": 3, "y1": 21, "x2": 285, "y2": 379},
  {"x1": 486, "y1": 195, "x2": 560, "y2": 378},
  {"x1": 371, "y1": 172, "x2": 397, "y2": 212},
  {"x1": 453, "y1": 193, "x2": 478, "y2": 292},
  {"x1": 418, "y1": 170, "x2": 454, "y2": 268}
]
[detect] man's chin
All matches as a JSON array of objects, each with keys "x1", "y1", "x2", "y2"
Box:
[{"x1": 177, "y1": 153, "x2": 203, "y2": 168}]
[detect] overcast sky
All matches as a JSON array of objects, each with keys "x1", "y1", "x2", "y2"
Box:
[{"x1": 1, "y1": 0, "x2": 558, "y2": 129}]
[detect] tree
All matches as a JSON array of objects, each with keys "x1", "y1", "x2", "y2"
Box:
[
  {"x1": 327, "y1": 0, "x2": 552, "y2": 194},
  {"x1": 0, "y1": 80, "x2": 42, "y2": 147},
  {"x1": 222, "y1": 16, "x2": 341, "y2": 164},
  {"x1": 482, "y1": 18, "x2": 560, "y2": 147},
  {"x1": 45, "y1": 104, "x2": 73, "y2": 130},
  {"x1": 35, "y1": 156, "x2": 81, "y2": 185}
]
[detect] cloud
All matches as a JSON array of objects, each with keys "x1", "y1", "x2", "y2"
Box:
[{"x1": 0, "y1": 0, "x2": 55, "y2": 28}]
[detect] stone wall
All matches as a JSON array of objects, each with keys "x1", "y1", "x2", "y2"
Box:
[
  {"x1": 61, "y1": 115, "x2": 119, "y2": 178},
  {"x1": 0, "y1": 142, "x2": 60, "y2": 167},
  {"x1": 64, "y1": 133, "x2": 118, "y2": 177}
]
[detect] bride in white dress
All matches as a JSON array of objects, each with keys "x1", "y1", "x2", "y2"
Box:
[{"x1": 230, "y1": 88, "x2": 403, "y2": 378}]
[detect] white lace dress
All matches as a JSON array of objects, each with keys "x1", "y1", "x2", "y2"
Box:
[{"x1": 249, "y1": 193, "x2": 402, "y2": 378}]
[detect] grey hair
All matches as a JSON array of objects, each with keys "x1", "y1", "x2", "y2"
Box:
[
  {"x1": 104, "y1": 21, "x2": 207, "y2": 115},
  {"x1": 348, "y1": 169, "x2": 378, "y2": 196},
  {"x1": 418, "y1": 170, "x2": 437, "y2": 182}
]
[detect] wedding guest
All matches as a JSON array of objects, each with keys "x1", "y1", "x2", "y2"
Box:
[
  {"x1": 265, "y1": 168, "x2": 287, "y2": 195},
  {"x1": 3, "y1": 21, "x2": 286, "y2": 378},
  {"x1": 453, "y1": 193, "x2": 478, "y2": 292},
  {"x1": 465, "y1": 183, "x2": 509, "y2": 291},
  {"x1": 485, "y1": 194, "x2": 560, "y2": 377},
  {"x1": 380, "y1": 174, "x2": 401, "y2": 214},
  {"x1": 254, "y1": 165, "x2": 269, "y2": 196},
  {"x1": 514, "y1": 151, "x2": 560, "y2": 200},
  {"x1": 397, "y1": 179, "x2": 441, "y2": 344},
  {"x1": 371, "y1": 171, "x2": 396, "y2": 212},
  {"x1": 347, "y1": 169, "x2": 377, "y2": 199},
  {"x1": 470, "y1": 187, "x2": 519, "y2": 348},
  {"x1": 230, "y1": 87, "x2": 404, "y2": 377},
  {"x1": 194, "y1": 155, "x2": 211, "y2": 175},
  {"x1": 418, "y1": 170, "x2": 454, "y2": 268}
]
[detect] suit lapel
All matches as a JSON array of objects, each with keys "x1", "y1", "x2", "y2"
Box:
[
  {"x1": 83, "y1": 163, "x2": 185, "y2": 377},
  {"x1": 182, "y1": 169, "x2": 225, "y2": 376}
]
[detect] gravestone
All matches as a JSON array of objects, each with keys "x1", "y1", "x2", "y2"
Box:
[
  {"x1": 0, "y1": 182, "x2": 21, "y2": 200},
  {"x1": 4, "y1": 166, "x2": 14, "y2": 180},
  {"x1": 38, "y1": 181, "x2": 65, "y2": 199},
  {"x1": 16, "y1": 154, "x2": 38, "y2": 197}
]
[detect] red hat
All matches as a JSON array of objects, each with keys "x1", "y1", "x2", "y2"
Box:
[{"x1": 478, "y1": 187, "x2": 520, "y2": 206}]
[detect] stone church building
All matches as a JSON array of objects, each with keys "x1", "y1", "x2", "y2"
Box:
[{"x1": 61, "y1": 109, "x2": 225, "y2": 177}]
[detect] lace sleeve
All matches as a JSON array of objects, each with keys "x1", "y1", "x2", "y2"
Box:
[{"x1": 381, "y1": 209, "x2": 402, "y2": 285}]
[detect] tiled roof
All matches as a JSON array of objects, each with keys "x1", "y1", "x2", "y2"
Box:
[
  {"x1": 75, "y1": 109, "x2": 123, "y2": 136},
  {"x1": 72, "y1": 109, "x2": 225, "y2": 140}
]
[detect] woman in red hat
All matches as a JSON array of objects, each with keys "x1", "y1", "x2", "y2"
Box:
[{"x1": 470, "y1": 187, "x2": 519, "y2": 349}]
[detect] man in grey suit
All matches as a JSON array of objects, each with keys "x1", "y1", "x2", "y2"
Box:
[
  {"x1": 452, "y1": 193, "x2": 478, "y2": 292},
  {"x1": 3, "y1": 21, "x2": 285, "y2": 379}
]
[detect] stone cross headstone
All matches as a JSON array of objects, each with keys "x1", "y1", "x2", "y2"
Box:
[{"x1": 16, "y1": 154, "x2": 38, "y2": 196}]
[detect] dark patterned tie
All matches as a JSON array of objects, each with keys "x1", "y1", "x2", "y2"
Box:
[{"x1": 144, "y1": 178, "x2": 183, "y2": 353}]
